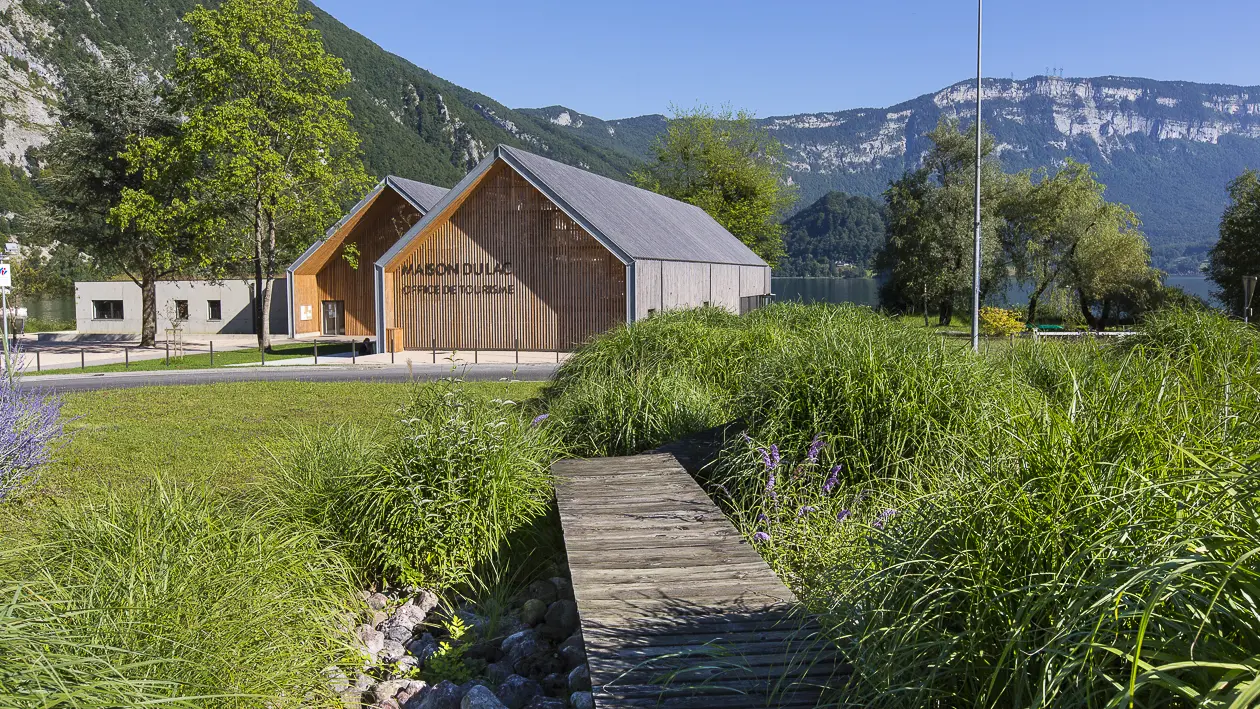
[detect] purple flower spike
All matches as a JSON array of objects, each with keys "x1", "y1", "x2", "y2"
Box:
[
  {"x1": 530, "y1": 413, "x2": 549, "y2": 427},
  {"x1": 797, "y1": 505, "x2": 816, "y2": 517},
  {"x1": 823, "y1": 464, "x2": 841, "y2": 495},
  {"x1": 806, "y1": 435, "x2": 826, "y2": 463},
  {"x1": 756, "y1": 513, "x2": 769, "y2": 525},
  {"x1": 836, "y1": 509, "x2": 851, "y2": 523},
  {"x1": 752, "y1": 531, "x2": 770, "y2": 543},
  {"x1": 741, "y1": 431, "x2": 753, "y2": 444},
  {"x1": 769, "y1": 445, "x2": 781, "y2": 469},
  {"x1": 873, "y1": 508, "x2": 898, "y2": 530}
]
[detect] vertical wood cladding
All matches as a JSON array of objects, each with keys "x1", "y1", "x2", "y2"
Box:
[
  {"x1": 294, "y1": 189, "x2": 420, "y2": 337},
  {"x1": 388, "y1": 163, "x2": 626, "y2": 351}
]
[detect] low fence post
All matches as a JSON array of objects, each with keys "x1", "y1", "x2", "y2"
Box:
[
  {"x1": 124, "y1": 347, "x2": 129, "y2": 369},
  {"x1": 474, "y1": 349, "x2": 478, "y2": 364},
  {"x1": 35, "y1": 350, "x2": 39, "y2": 373},
  {"x1": 210, "y1": 340, "x2": 214, "y2": 367},
  {"x1": 313, "y1": 339, "x2": 318, "y2": 365},
  {"x1": 260, "y1": 346, "x2": 265, "y2": 366},
  {"x1": 80, "y1": 348, "x2": 85, "y2": 370},
  {"x1": 165, "y1": 341, "x2": 169, "y2": 366},
  {"x1": 351, "y1": 342, "x2": 356, "y2": 365},
  {"x1": 515, "y1": 338, "x2": 519, "y2": 365},
  {"x1": 432, "y1": 338, "x2": 436, "y2": 364},
  {"x1": 390, "y1": 340, "x2": 395, "y2": 365}
]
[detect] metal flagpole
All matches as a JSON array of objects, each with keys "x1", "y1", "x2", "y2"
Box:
[{"x1": 970, "y1": 0, "x2": 984, "y2": 353}]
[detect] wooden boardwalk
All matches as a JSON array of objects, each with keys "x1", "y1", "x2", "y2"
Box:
[{"x1": 553, "y1": 453, "x2": 846, "y2": 708}]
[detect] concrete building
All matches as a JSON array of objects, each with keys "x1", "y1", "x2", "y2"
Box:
[
  {"x1": 289, "y1": 145, "x2": 771, "y2": 354},
  {"x1": 74, "y1": 279, "x2": 288, "y2": 336}
]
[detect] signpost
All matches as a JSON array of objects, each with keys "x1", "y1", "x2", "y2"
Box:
[
  {"x1": 0, "y1": 261, "x2": 11, "y2": 379},
  {"x1": 1244, "y1": 275, "x2": 1257, "y2": 324}
]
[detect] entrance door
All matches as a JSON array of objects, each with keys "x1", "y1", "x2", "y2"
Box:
[{"x1": 321, "y1": 300, "x2": 345, "y2": 336}]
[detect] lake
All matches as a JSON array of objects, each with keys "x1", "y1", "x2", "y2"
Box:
[{"x1": 772, "y1": 276, "x2": 1218, "y2": 309}]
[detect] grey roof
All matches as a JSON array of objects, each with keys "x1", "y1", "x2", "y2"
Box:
[
  {"x1": 386, "y1": 176, "x2": 447, "y2": 212},
  {"x1": 498, "y1": 146, "x2": 767, "y2": 267}
]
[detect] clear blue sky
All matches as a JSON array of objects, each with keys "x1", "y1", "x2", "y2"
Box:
[{"x1": 311, "y1": 0, "x2": 1260, "y2": 119}]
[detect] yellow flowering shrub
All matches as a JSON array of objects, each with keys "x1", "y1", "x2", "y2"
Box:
[{"x1": 979, "y1": 306, "x2": 1025, "y2": 337}]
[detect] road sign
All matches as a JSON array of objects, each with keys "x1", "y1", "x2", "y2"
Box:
[{"x1": 0, "y1": 262, "x2": 10, "y2": 289}]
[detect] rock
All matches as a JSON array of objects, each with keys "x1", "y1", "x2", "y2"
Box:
[
  {"x1": 372, "y1": 679, "x2": 410, "y2": 703},
  {"x1": 494, "y1": 675, "x2": 542, "y2": 709},
  {"x1": 383, "y1": 597, "x2": 431, "y2": 642},
  {"x1": 411, "y1": 589, "x2": 440, "y2": 615},
  {"x1": 354, "y1": 672, "x2": 375, "y2": 691},
  {"x1": 485, "y1": 660, "x2": 514, "y2": 686},
  {"x1": 570, "y1": 691, "x2": 594, "y2": 709},
  {"x1": 519, "y1": 599, "x2": 546, "y2": 627},
  {"x1": 382, "y1": 639, "x2": 408, "y2": 663},
  {"x1": 379, "y1": 700, "x2": 402, "y2": 709},
  {"x1": 339, "y1": 689, "x2": 364, "y2": 709},
  {"x1": 396, "y1": 655, "x2": 420, "y2": 673},
  {"x1": 383, "y1": 622, "x2": 415, "y2": 644},
  {"x1": 356, "y1": 624, "x2": 386, "y2": 656},
  {"x1": 523, "y1": 698, "x2": 565, "y2": 709},
  {"x1": 397, "y1": 680, "x2": 428, "y2": 705},
  {"x1": 460, "y1": 685, "x2": 507, "y2": 709},
  {"x1": 325, "y1": 666, "x2": 350, "y2": 693},
  {"x1": 370, "y1": 609, "x2": 389, "y2": 628},
  {"x1": 415, "y1": 680, "x2": 463, "y2": 709},
  {"x1": 456, "y1": 608, "x2": 490, "y2": 635},
  {"x1": 539, "y1": 673, "x2": 567, "y2": 698},
  {"x1": 524, "y1": 579, "x2": 558, "y2": 606},
  {"x1": 406, "y1": 632, "x2": 440, "y2": 665},
  {"x1": 542, "y1": 601, "x2": 579, "y2": 640},
  {"x1": 464, "y1": 640, "x2": 503, "y2": 663},
  {"x1": 547, "y1": 577, "x2": 572, "y2": 601},
  {"x1": 558, "y1": 643, "x2": 585, "y2": 671},
  {"x1": 566, "y1": 664, "x2": 591, "y2": 693},
  {"x1": 367, "y1": 592, "x2": 390, "y2": 610},
  {"x1": 513, "y1": 650, "x2": 564, "y2": 680},
  {"x1": 501, "y1": 630, "x2": 541, "y2": 662}
]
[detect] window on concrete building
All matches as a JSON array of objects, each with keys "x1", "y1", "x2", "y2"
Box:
[
  {"x1": 207, "y1": 300, "x2": 222, "y2": 321},
  {"x1": 174, "y1": 300, "x2": 189, "y2": 321},
  {"x1": 92, "y1": 300, "x2": 124, "y2": 320}
]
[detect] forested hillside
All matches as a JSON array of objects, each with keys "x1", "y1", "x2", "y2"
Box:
[{"x1": 777, "y1": 191, "x2": 886, "y2": 277}]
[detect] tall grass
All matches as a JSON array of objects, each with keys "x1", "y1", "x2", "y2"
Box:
[
  {"x1": 547, "y1": 304, "x2": 1260, "y2": 707},
  {"x1": 270, "y1": 385, "x2": 559, "y2": 588},
  {"x1": 2, "y1": 481, "x2": 357, "y2": 708}
]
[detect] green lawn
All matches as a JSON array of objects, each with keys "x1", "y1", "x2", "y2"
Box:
[
  {"x1": 0, "y1": 379, "x2": 543, "y2": 538},
  {"x1": 24, "y1": 340, "x2": 358, "y2": 375}
]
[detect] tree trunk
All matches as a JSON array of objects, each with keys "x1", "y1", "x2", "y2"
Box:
[
  {"x1": 1027, "y1": 292, "x2": 1040, "y2": 328},
  {"x1": 260, "y1": 203, "x2": 277, "y2": 351},
  {"x1": 139, "y1": 271, "x2": 157, "y2": 348},
  {"x1": 253, "y1": 197, "x2": 267, "y2": 350},
  {"x1": 1077, "y1": 290, "x2": 1098, "y2": 331},
  {"x1": 938, "y1": 299, "x2": 953, "y2": 326},
  {"x1": 922, "y1": 285, "x2": 930, "y2": 327},
  {"x1": 1098, "y1": 298, "x2": 1112, "y2": 332}
]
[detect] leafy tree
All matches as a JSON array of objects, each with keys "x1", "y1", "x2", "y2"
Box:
[
  {"x1": 876, "y1": 118, "x2": 1009, "y2": 324},
  {"x1": 30, "y1": 47, "x2": 195, "y2": 347},
  {"x1": 778, "y1": 191, "x2": 885, "y2": 277},
  {"x1": 632, "y1": 106, "x2": 796, "y2": 265},
  {"x1": 1004, "y1": 160, "x2": 1146, "y2": 325},
  {"x1": 1066, "y1": 219, "x2": 1154, "y2": 329},
  {"x1": 174, "y1": 0, "x2": 371, "y2": 349},
  {"x1": 1206, "y1": 169, "x2": 1260, "y2": 315}
]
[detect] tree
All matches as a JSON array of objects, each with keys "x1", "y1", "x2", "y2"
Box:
[
  {"x1": 778, "y1": 191, "x2": 885, "y2": 277},
  {"x1": 175, "y1": 0, "x2": 371, "y2": 349},
  {"x1": 1004, "y1": 160, "x2": 1146, "y2": 325},
  {"x1": 876, "y1": 118, "x2": 1009, "y2": 325},
  {"x1": 31, "y1": 47, "x2": 194, "y2": 347},
  {"x1": 632, "y1": 106, "x2": 795, "y2": 265},
  {"x1": 1066, "y1": 221, "x2": 1154, "y2": 329},
  {"x1": 1206, "y1": 170, "x2": 1260, "y2": 315}
]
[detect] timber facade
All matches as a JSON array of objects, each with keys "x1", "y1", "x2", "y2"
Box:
[{"x1": 289, "y1": 145, "x2": 772, "y2": 354}]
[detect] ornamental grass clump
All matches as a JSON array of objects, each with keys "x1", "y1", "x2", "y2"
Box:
[
  {"x1": 273, "y1": 385, "x2": 558, "y2": 588},
  {"x1": 3, "y1": 481, "x2": 357, "y2": 708}
]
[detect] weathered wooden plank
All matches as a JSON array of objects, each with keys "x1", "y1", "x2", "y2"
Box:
[{"x1": 554, "y1": 452, "x2": 845, "y2": 708}]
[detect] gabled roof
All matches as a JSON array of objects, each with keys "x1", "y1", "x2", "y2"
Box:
[
  {"x1": 288, "y1": 176, "x2": 447, "y2": 275},
  {"x1": 378, "y1": 145, "x2": 768, "y2": 270},
  {"x1": 387, "y1": 176, "x2": 447, "y2": 212}
]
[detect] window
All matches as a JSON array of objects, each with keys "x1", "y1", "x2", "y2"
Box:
[
  {"x1": 174, "y1": 300, "x2": 189, "y2": 320},
  {"x1": 207, "y1": 300, "x2": 222, "y2": 321},
  {"x1": 92, "y1": 300, "x2": 124, "y2": 320}
]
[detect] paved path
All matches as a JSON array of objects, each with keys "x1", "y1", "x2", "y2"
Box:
[
  {"x1": 18, "y1": 363, "x2": 559, "y2": 392},
  {"x1": 553, "y1": 453, "x2": 846, "y2": 708}
]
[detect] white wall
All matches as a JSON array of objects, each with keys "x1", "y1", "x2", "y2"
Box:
[
  {"x1": 631, "y1": 260, "x2": 770, "y2": 320},
  {"x1": 75, "y1": 279, "x2": 288, "y2": 336}
]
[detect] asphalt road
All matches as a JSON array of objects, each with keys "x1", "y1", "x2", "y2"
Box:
[{"x1": 19, "y1": 363, "x2": 560, "y2": 392}]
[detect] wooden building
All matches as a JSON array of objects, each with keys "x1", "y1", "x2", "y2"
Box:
[
  {"x1": 286, "y1": 176, "x2": 446, "y2": 338},
  {"x1": 288, "y1": 146, "x2": 771, "y2": 353}
]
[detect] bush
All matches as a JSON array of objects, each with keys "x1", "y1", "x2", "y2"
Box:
[
  {"x1": 4, "y1": 481, "x2": 357, "y2": 708},
  {"x1": 272, "y1": 385, "x2": 558, "y2": 588},
  {"x1": 0, "y1": 367, "x2": 65, "y2": 502},
  {"x1": 978, "y1": 305, "x2": 1024, "y2": 337}
]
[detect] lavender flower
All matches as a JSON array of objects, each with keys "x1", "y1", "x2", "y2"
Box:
[
  {"x1": 873, "y1": 508, "x2": 898, "y2": 530},
  {"x1": 797, "y1": 505, "x2": 816, "y2": 517},
  {"x1": 757, "y1": 444, "x2": 781, "y2": 470},
  {"x1": 1, "y1": 358, "x2": 66, "y2": 502},
  {"x1": 836, "y1": 509, "x2": 851, "y2": 523},
  {"x1": 529, "y1": 413, "x2": 549, "y2": 427},
  {"x1": 740, "y1": 431, "x2": 753, "y2": 444},
  {"x1": 765, "y1": 469, "x2": 777, "y2": 504},
  {"x1": 806, "y1": 434, "x2": 826, "y2": 463},
  {"x1": 756, "y1": 512, "x2": 769, "y2": 525},
  {"x1": 823, "y1": 464, "x2": 841, "y2": 495},
  {"x1": 752, "y1": 531, "x2": 770, "y2": 543}
]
